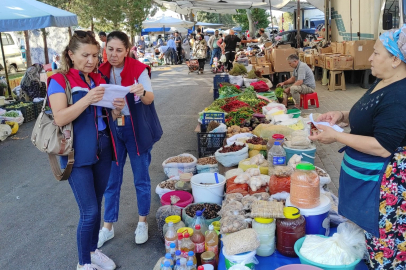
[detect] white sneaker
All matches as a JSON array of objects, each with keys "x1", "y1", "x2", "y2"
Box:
[
  {"x1": 97, "y1": 227, "x2": 114, "y2": 248},
  {"x1": 134, "y1": 222, "x2": 148, "y2": 244},
  {"x1": 91, "y1": 249, "x2": 116, "y2": 270},
  {"x1": 77, "y1": 263, "x2": 105, "y2": 270}
]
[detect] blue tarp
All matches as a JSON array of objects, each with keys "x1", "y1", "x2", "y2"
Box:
[
  {"x1": 0, "y1": 0, "x2": 78, "y2": 32},
  {"x1": 142, "y1": 27, "x2": 170, "y2": 33}
]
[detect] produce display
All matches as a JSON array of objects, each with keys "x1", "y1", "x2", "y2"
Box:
[
  {"x1": 246, "y1": 137, "x2": 267, "y2": 145},
  {"x1": 197, "y1": 156, "x2": 217, "y2": 165},
  {"x1": 225, "y1": 107, "x2": 254, "y2": 126},
  {"x1": 246, "y1": 69, "x2": 261, "y2": 79},
  {"x1": 219, "y1": 85, "x2": 242, "y2": 97},
  {"x1": 228, "y1": 63, "x2": 247, "y2": 76},
  {"x1": 185, "y1": 203, "x2": 221, "y2": 220},
  {"x1": 2, "y1": 111, "x2": 20, "y2": 117},
  {"x1": 165, "y1": 156, "x2": 195, "y2": 164},
  {"x1": 227, "y1": 125, "x2": 251, "y2": 137},
  {"x1": 219, "y1": 143, "x2": 245, "y2": 153},
  {"x1": 275, "y1": 87, "x2": 284, "y2": 99},
  {"x1": 221, "y1": 100, "x2": 250, "y2": 112},
  {"x1": 159, "y1": 179, "x2": 178, "y2": 190},
  {"x1": 5, "y1": 102, "x2": 33, "y2": 109}
]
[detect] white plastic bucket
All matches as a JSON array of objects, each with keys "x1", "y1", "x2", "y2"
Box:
[
  {"x1": 223, "y1": 248, "x2": 258, "y2": 270},
  {"x1": 283, "y1": 145, "x2": 316, "y2": 164},
  {"x1": 286, "y1": 194, "x2": 331, "y2": 236},
  {"x1": 190, "y1": 173, "x2": 226, "y2": 205}
]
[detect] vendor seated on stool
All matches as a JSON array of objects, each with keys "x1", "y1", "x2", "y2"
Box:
[{"x1": 277, "y1": 54, "x2": 316, "y2": 109}]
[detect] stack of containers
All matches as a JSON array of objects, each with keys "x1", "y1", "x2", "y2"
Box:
[{"x1": 286, "y1": 163, "x2": 331, "y2": 236}]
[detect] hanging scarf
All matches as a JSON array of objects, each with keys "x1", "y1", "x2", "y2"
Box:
[{"x1": 20, "y1": 63, "x2": 43, "y2": 88}]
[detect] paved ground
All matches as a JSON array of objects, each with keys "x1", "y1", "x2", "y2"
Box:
[{"x1": 0, "y1": 64, "x2": 367, "y2": 269}]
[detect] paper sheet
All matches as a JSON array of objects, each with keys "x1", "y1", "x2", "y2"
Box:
[
  {"x1": 92, "y1": 84, "x2": 130, "y2": 109},
  {"x1": 309, "y1": 113, "x2": 344, "y2": 132}
]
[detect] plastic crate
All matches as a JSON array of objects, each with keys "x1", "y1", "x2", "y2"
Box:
[
  {"x1": 213, "y1": 74, "x2": 229, "y2": 90},
  {"x1": 201, "y1": 112, "x2": 225, "y2": 132},
  {"x1": 197, "y1": 132, "x2": 226, "y2": 158},
  {"x1": 33, "y1": 101, "x2": 44, "y2": 118},
  {"x1": 213, "y1": 88, "x2": 219, "y2": 100}
]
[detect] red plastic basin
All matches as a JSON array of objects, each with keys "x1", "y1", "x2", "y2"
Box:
[{"x1": 160, "y1": 190, "x2": 194, "y2": 208}]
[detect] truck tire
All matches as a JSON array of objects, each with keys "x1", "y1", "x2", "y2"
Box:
[{"x1": 8, "y1": 65, "x2": 17, "y2": 74}]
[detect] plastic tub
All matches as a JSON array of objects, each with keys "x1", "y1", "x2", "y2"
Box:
[
  {"x1": 223, "y1": 247, "x2": 257, "y2": 270},
  {"x1": 283, "y1": 145, "x2": 316, "y2": 165},
  {"x1": 294, "y1": 236, "x2": 361, "y2": 270},
  {"x1": 276, "y1": 265, "x2": 323, "y2": 270},
  {"x1": 286, "y1": 194, "x2": 331, "y2": 236},
  {"x1": 160, "y1": 190, "x2": 194, "y2": 208},
  {"x1": 190, "y1": 173, "x2": 226, "y2": 205}
]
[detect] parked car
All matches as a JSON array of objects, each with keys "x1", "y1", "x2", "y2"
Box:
[
  {"x1": 0, "y1": 32, "x2": 25, "y2": 73},
  {"x1": 273, "y1": 29, "x2": 317, "y2": 48}
]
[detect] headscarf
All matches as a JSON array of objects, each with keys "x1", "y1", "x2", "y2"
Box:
[
  {"x1": 380, "y1": 24, "x2": 406, "y2": 63},
  {"x1": 20, "y1": 63, "x2": 43, "y2": 88}
]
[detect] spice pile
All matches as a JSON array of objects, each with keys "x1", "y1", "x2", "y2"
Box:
[
  {"x1": 219, "y1": 143, "x2": 245, "y2": 153},
  {"x1": 165, "y1": 156, "x2": 195, "y2": 164}
]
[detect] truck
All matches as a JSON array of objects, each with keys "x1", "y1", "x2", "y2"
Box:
[
  {"x1": 0, "y1": 32, "x2": 25, "y2": 73},
  {"x1": 307, "y1": 0, "x2": 406, "y2": 42}
]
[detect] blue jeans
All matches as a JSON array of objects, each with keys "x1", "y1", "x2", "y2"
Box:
[
  {"x1": 68, "y1": 130, "x2": 112, "y2": 265},
  {"x1": 103, "y1": 116, "x2": 152, "y2": 222},
  {"x1": 210, "y1": 47, "x2": 221, "y2": 65}
]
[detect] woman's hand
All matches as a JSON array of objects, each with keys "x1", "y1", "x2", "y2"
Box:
[
  {"x1": 129, "y1": 84, "x2": 144, "y2": 97},
  {"x1": 86, "y1": 86, "x2": 105, "y2": 105},
  {"x1": 317, "y1": 111, "x2": 343, "y2": 125},
  {"x1": 112, "y1": 98, "x2": 125, "y2": 111},
  {"x1": 309, "y1": 124, "x2": 339, "y2": 144}
]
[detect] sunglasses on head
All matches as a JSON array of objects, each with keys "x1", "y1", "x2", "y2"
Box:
[{"x1": 74, "y1": 30, "x2": 94, "y2": 38}]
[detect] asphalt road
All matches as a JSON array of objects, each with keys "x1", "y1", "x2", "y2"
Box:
[{"x1": 0, "y1": 64, "x2": 214, "y2": 269}]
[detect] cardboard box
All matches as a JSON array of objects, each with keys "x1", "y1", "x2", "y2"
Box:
[
  {"x1": 344, "y1": 40, "x2": 375, "y2": 70},
  {"x1": 255, "y1": 64, "x2": 271, "y2": 75},
  {"x1": 299, "y1": 52, "x2": 305, "y2": 62},
  {"x1": 264, "y1": 47, "x2": 273, "y2": 62},
  {"x1": 337, "y1": 42, "x2": 346, "y2": 54},
  {"x1": 318, "y1": 46, "x2": 332, "y2": 54},
  {"x1": 264, "y1": 41, "x2": 273, "y2": 48},
  {"x1": 271, "y1": 48, "x2": 297, "y2": 72},
  {"x1": 331, "y1": 42, "x2": 337, "y2": 53},
  {"x1": 277, "y1": 44, "x2": 292, "y2": 49},
  {"x1": 257, "y1": 56, "x2": 267, "y2": 64},
  {"x1": 314, "y1": 55, "x2": 323, "y2": 68},
  {"x1": 248, "y1": 56, "x2": 257, "y2": 64},
  {"x1": 322, "y1": 53, "x2": 341, "y2": 68},
  {"x1": 325, "y1": 55, "x2": 354, "y2": 70},
  {"x1": 304, "y1": 54, "x2": 314, "y2": 66}
]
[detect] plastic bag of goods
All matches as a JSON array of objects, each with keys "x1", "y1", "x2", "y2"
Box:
[
  {"x1": 156, "y1": 195, "x2": 182, "y2": 241},
  {"x1": 220, "y1": 212, "x2": 248, "y2": 234},
  {"x1": 228, "y1": 75, "x2": 244, "y2": 87},
  {"x1": 250, "y1": 200, "x2": 284, "y2": 219},
  {"x1": 262, "y1": 103, "x2": 286, "y2": 115},
  {"x1": 196, "y1": 156, "x2": 218, "y2": 174},
  {"x1": 215, "y1": 143, "x2": 249, "y2": 167},
  {"x1": 268, "y1": 166, "x2": 293, "y2": 195},
  {"x1": 219, "y1": 201, "x2": 245, "y2": 217},
  {"x1": 300, "y1": 222, "x2": 367, "y2": 265},
  {"x1": 253, "y1": 124, "x2": 293, "y2": 140},
  {"x1": 155, "y1": 176, "x2": 179, "y2": 198},
  {"x1": 162, "y1": 154, "x2": 197, "y2": 178},
  {"x1": 241, "y1": 195, "x2": 259, "y2": 210},
  {"x1": 225, "y1": 168, "x2": 244, "y2": 180},
  {"x1": 226, "y1": 176, "x2": 249, "y2": 196},
  {"x1": 224, "y1": 193, "x2": 244, "y2": 204},
  {"x1": 222, "y1": 229, "x2": 261, "y2": 255}
]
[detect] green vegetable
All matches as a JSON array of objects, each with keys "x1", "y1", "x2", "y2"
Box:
[
  {"x1": 275, "y1": 87, "x2": 284, "y2": 98},
  {"x1": 237, "y1": 87, "x2": 262, "y2": 107},
  {"x1": 225, "y1": 107, "x2": 254, "y2": 127},
  {"x1": 219, "y1": 85, "x2": 241, "y2": 97},
  {"x1": 229, "y1": 63, "x2": 247, "y2": 76},
  {"x1": 3, "y1": 111, "x2": 19, "y2": 117},
  {"x1": 246, "y1": 69, "x2": 259, "y2": 79}
]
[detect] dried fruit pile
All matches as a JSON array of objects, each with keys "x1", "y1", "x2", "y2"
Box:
[
  {"x1": 165, "y1": 156, "x2": 194, "y2": 164},
  {"x1": 219, "y1": 143, "x2": 245, "y2": 153},
  {"x1": 197, "y1": 156, "x2": 217, "y2": 165}
]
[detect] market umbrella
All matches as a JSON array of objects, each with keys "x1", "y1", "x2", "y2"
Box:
[
  {"x1": 143, "y1": 16, "x2": 194, "y2": 38},
  {"x1": 0, "y1": 0, "x2": 78, "y2": 96}
]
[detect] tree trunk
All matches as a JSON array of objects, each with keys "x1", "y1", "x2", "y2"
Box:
[
  {"x1": 246, "y1": 9, "x2": 255, "y2": 38},
  {"x1": 41, "y1": 29, "x2": 49, "y2": 64},
  {"x1": 68, "y1": 27, "x2": 72, "y2": 39},
  {"x1": 24, "y1": 31, "x2": 32, "y2": 67},
  {"x1": 91, "y1": 18, "x2": 94, "y2": 32}
]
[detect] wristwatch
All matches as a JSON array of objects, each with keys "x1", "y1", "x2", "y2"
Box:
[{"x1": 143, "y1": 90, "x2": 146, "y2": 97}]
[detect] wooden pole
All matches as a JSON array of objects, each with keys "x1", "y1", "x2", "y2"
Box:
[
  {"x1": 24, "y1": 31, "x2": 32, "y2": 67},
  {"x1": 41, "y1": 29, "x2": 49, "y2": 64},
  {"x1": 0, "y1": 33, "x2": 11, "y2": 97},
  {"x1": 297, "y1": 0, "x2": 301, "y2": 48}
]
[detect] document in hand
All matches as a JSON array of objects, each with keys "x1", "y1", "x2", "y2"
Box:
[
  {"x1": 309, "y1": 113, "x2": 344, "y2": 132},
  {"x1": 93, "y1": 84, "x2": 130, "y2": 109}
]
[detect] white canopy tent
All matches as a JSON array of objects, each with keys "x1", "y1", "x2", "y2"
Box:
[{"x1": 142, "y1": 16, "x2": 194, "y2": 28}]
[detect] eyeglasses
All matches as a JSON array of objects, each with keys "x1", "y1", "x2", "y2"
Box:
[{"x1": 74, "y1": 30, "x2": 94, "y2": 38}]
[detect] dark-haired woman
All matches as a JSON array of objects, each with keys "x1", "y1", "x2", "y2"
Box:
[
  {"x1": 97, "y1": 31, "x2": 162, "y2": 247},
  {"x1": 47, "y1": 31, "x2": 125, "y2": 270}
]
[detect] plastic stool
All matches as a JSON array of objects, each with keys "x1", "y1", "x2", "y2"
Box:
[
  {"x1": 314, "y1": 67, "x2": 323, "y2": 81},
  {"x1": 328, "y1": 70, "x2": 346, "y2": 91},
  {"x1": 278, "y1": 72, "x2": 291, "y2": 84},
  {"x1": 360, "y1": 69, "x2": 375, "y2": 89},
  {"x1": 300, "y1": 92, "x2": 320, "y2": 109}
]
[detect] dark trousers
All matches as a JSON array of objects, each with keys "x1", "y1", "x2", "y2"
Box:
[
  {"x1": 176, "y1": 47, "x2": 182, "y2": 63},
  {"x1": 198, "y1": 59, "x2": 205, "y2": 70},
  {"x1": 225, "y1": 51, "x2": 236, "y2": 71}
]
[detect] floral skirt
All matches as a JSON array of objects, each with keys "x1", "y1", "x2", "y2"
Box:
[{"x1": 365, "y1": 147, "x2": 406, "y2": 269}]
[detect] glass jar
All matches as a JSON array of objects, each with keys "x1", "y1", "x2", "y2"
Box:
[
  {"x1": 175, "y1": 173, "x2": 193, "y2": 193},
  {"x1": 163, "y1": 215, "x2": 186, "y2": 237},
  {"x1": 252, "y1": 218, "x2": 276, "y2": 257},
  {"x1": 290, "y1": 163, "x2": 320, "y2": 209},
  {"x1": 276, "y1": 207, "x2": 306, "y2": 257},
  {"x1": 267, "y1": 134, "x2": 285, "y2": 152},
  {"x1": 201, "y1": 251, "x2": 217, "y2": 270}
]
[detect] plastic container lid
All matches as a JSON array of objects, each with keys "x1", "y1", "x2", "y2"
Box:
[
  {"x1": 296, "y1": 163, "x2": 315, "y2": 171},
  {"x1": 165, "y1": 215, "x2": 181, "y2": 224},
  {"x1": 180, "y1": 173, "x2": 193, "y2": 182},
  {"x1": 178, "y1": 233, "x2": 183, "y2": 240},
  {"x1": 198, "y1": 266, "x2": 204, "y2": 270},
  {"x1": 201, "y1": 251, "x2": 216, "y2": 260},
  {"x1": 187, "y1": 261, "x2": 194, "y2": 266},
  {"x1": 195, "y1": 224, "x2": 201, "y2": 230},
  {"x1": 254, "y1": 217, "x2": 274, "y2": 224},
  {"x1": 196, "y1": 210, "x2": 203, "y2": 216},
  {"x1": 286, "y1": 194, "x2": 331, "y2": 215},
  {"x1": 184, "y1": 232, "x2": 190, "y2": 238},
  {"x1": 283, "y1": 206, "x2": 301, "y2": 219},
  {"x1": 272, "y1": 134, "x2": 285, "y2": 139},
  {"x1": 165, "y1": 253, "x2": 172, "y2": 259},
  {"x1": 188, "y1": 251, "x2": 195, "y2": 256},
  {"x1": 274, "y1": 141, "x2": 281, "y2": 145},
  {"x1": 177, "y1": 227, "x2": 194, "y2": 236},
  {"x1": 176, "y1": 250, "x2": 181, "y2": 255},
  {"x1": 209, "y1": 224, "x2": 214, "y2": 230},
  {"x1": 164, "y1": 261, "x2": 170, "y2": 267},
  {"x1": 170, "y1": 243, "x2": 176, "y2": 248}
]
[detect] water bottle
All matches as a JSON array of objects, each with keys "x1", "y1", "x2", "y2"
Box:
[
  {"x1": 192, "y1": 210, "x2": 208, "y2": 235},
  {"x1": 268, "y1": 141, "x2": 286, "y2": 168},
  {"x1": 162, "y1": 261, "x2": 172, "y2": 270},
  {"x1": 160, "y1": 253, "x2": 174, "y2": 269}
]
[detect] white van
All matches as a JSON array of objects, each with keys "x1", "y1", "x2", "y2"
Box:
[{"x1": 0, "y1": 32, "x2": 25, "y2": 73}]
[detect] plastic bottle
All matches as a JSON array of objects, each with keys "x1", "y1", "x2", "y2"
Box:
[
  {"x1": 160, "y1": 253, "x2": 174, "y2": 269},
  {"x1": 162, "y1": 261, "x2": 172, "y2": 270},
  {"x1": 268, "y1": 141, "x2": 286, "y2": 169},
  {"x1": 165, "y1": 222, "x2": 178, "y2": 252},
  {"x1": 192, "y1": 210, "x2": 208, "y2": 235},
  {"x1": 169, "y1": 242, "x2": 177, "y2": 261},
  {"x1": 177, "y1": 233, "x2": 183, "y2": 251},
  {"x1": 181, "y1": 232, "x2": 196, "y2": 258},
  {"x1": 190, "y1": 225, "x2": 205, "y2": 265},
  {"x1": 187, "y1": 251, "x2": 197, "y2": 267},
  {"x1": 179, "y1": 258, "x2": 188, "y2": 270},
  {"x1": 175, "y1": 249, "x2": 182, "y2": 263},
  {"x1": 187, "y1": 260, "x2": 196, "y2": 270},
  {"x1": 276, "y1": 207, "x2": 306, "y2": 257},
  {"x1": 205, "y1": 225, "x2": 219, "y2": 257},
  {"x1": 290, "y1": 163, "x2": 321, "y2": 209}
]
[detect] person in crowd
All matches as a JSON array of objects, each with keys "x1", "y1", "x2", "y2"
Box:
[
  {"x1": 222, "y1": 29, "x2": 249, "y2": 71},
  {"x1": 52, "y1": 54, "x2": 60, "y2": 70},
  {"x1": 21, "y1": 63, "x2": 46, "y2": 99},
  {"x1": 156, "y1": 34, "x2": 164, "y2": 47},
  {"x1": 250, "y1": 28, "x2": 269, "y2": 45},
  {"x1": 129, "y1": 46, "x2": 138, "y2": 60},
  {"x1": 309, "y1": 26, "x2": 406, "y2": 269},
  {"x1": 276, "y1": 54, "x2": 315, "y2": 108},
  {"x1": 182, "y1": 35, "x2": 191, "y2": 61},
  {"x1": 167, "y1": 36, "x2": 178, "y2": 64},
  {"x1": 97, "y1": 31, "x2": 163, "y2": 247},
  {"x1": 137, "y1": 36, "x2": 146, "y2": 54},
  {"x1": 98, "y1": 31, "x2": 108, "y2": 63},
  {"x1": 196, "y1": 28, "x2": 202, "y2": 35},
  {"x1": 174, "y1": 31, "x2": 182, "y2": 64},
  {"x1": 193, "y1": 34, "x2": 207, "y2": 74},
  {"x1": 208, "y1": 30, "x2": 221, "y2": 66},
  {"x1": 189, "y1": 34, "x2": 196, "y2": 49},
  {"x1": 47, "y1": 30, "x2": 125, "y2": 270}
]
